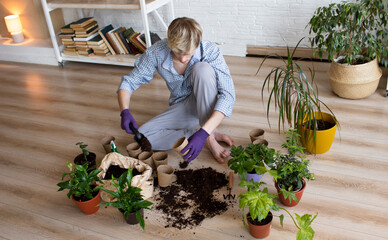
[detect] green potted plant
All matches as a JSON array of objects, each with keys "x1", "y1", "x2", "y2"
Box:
[
  {"x1": 239, "y1": 180, "x2": 317, "y2": 239},
  {"x1": 97, "y1": 169, "x2": 153, "y2": 230},
  {"x1": 228, "y1": 143, "x2": 276, "y2": 182},
  {"x1": 57, "y1": 162, "x2": 103, "y2": 214},
  {"x1": 258, "y1": 38, "x2": 340, "y2": 154},
  {"x1": 307, "y1": 0, "x2": 387, "y2": 99},
  {"x1": 74, "y1": 142, "x2": 96, "y2": 169}
]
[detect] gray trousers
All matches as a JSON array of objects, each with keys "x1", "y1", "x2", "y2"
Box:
[{"x1": 138, "y1": 62, "x2": 217, "y2": 150}]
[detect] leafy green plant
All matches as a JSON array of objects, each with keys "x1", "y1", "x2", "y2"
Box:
[
  {"x1": 228, "y1": 143, "x2": 276, "y2": 180},
  {"x1": 307, "y1": 0, "x2": 388, "y2": 67},
  {"x1": 238, "y1": 180, "x2": 279, "y2": 225},
  {"x1": 57, "y1": 162, "x2": 102, "y2": 201},
  {"x1": 76, "y1": 142, "x2": 89, "y2": 162},
  {"x1": 239, "y1": 180, "x2": 317, "y2": 240},
  {"x1": 272, "y1": 154, "x2": 314, "y2": 203},
  {"x1": 258, "y1": 38, "x2": 339, "y2": 150},
  {"x1": 97, "y1": 169, "x2": 153, "y2": 230},
  {"x1": 282, "y1": 128, "x2": 305, "y2": 157}
]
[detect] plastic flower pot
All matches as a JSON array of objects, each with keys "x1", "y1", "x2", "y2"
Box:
[
  {"x1": 247, "y1": 212, "x2": 273, "y2": 239},
  {"x1": 275, "y1": 179, "x2": 306, "y2": 207},
  {"x1": 122, "y1": 208, "x2": 144, "y2": 225},
  {"x1": 71, "y1": 189, "x2": 101, "y2": 214}
]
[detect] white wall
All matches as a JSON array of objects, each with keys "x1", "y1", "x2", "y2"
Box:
[{"x1": 63, "y1": 0, "x2": 342, "y2": 56}]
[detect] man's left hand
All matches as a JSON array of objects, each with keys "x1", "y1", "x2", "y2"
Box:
[{"x1": 182, "y1": 128, "x2": 210, "y2": 162}]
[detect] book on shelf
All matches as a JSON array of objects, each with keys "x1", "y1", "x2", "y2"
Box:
[
  {"x1": 108, "y1": 27, "x2": 126, "y2": 54},
  {"x1": 60, "y1": 23, "x2": 75, "y2": 34},
  {"x1": 59, "y1": 32, "x2": 75, "y2": 39},
  {"x1": 78, "y1": 48, "x2": 94, "y2": 56},
  {"x1": 129, "y1": 32, "x2": 146, "y2": 53},
  {"x1": 74, "y1": 25, "x2": 99, "y2": 38},
  {"x1": 122, "y1": 28, "x2": 140, "y2": 55},
  {"x1": 73, "y1": 32, "x2": 99, "y2": 42},
  {"x1": 114, "y1": 27, "x2": 128, "y2": 54},
  {"x1": 72, "y1": 20, "x2": 98, "y2": 33},
  {"x1": 98, "y1": 24, "x2": 116, "y2": 55},
  {"x1": 87, "y1": 34, "x2": 106, "y2": 47},
  {"x1": 70, "y1": 17, "x2": 95, "y2": 29},
  {"x1": 139, "y1": 32, "x2": 161, "y2": 45}
]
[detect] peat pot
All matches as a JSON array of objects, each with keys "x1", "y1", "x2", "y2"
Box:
[
  {"x1": 247, "y1": 212, "x2": 273, "y2": 239},
  {"x1": 72, "y1": 189, "x2": 101, "y2": 214},
  {"x1": 328, "y1": 58, "x2": 382, "y2": 99},
  {"x1": 275, "y1": 179, "x2": 306, "y2": 207}
]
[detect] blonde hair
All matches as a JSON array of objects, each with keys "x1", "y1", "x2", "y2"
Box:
[{"x1": 168, "y1": 17, "x2": 202, "y2": 53}]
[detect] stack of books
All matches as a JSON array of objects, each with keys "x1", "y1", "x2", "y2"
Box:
[
  {"x1": 87, "y1": 34, "x2": 111, "y2": 56},
  {"x1": 71, "y1": 17, "x2": 99, "y2": 56},
  {"x1": 59, "y1": 23, "x2": 76, "y2": 55}
]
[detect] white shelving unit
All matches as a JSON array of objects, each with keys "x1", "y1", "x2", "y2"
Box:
[{"x1": 40, "y1": 0, "x2": 174, "y2": 66}]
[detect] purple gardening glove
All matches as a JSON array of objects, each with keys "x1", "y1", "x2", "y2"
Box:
[
  {"x1": 120, "y1": 109, "x2": 138, "y2": 134},
  {"x1": 182, "y1": 128, "x2": 210, "y2": 162}
]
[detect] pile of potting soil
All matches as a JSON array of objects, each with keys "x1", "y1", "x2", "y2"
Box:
[{"x1": 154, "y1": 167, "x2": 229, "y2": 229}]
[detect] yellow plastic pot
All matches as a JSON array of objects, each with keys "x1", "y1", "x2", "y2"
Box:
[{"x1": 300, "y1": 112, "x2": 337, "y2": 154}]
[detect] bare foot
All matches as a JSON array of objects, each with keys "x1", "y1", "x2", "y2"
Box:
[{"x1": 206, "y1": 132, "x2": 234, "y2": 163}]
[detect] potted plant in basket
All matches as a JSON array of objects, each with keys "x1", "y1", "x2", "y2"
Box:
[
  {"x1": 307, "y1": 0, "x2": 387, "y2": 99},
  {"x1": 239, "y1": 180, "x2": 317, "y2": 239},
  {"x1": 258, "y1": 38, "x2": 340, "y2": 154},
  {"x1": 97, "y1": 169, "x2": 153, "y2": 230},
  {"x1": 229, "y1": 143, "x2": 276, "y2": 182},
  {"x1": 74, "y1": 142, "x2": 96, "y2": 170},
  {"x1": 57, "y1": 162, "x2": 103, "y2": 214}
]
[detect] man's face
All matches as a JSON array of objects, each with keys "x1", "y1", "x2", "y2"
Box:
[{"x1": 172, "y1": 49, "x2": 196, "y2": 64}]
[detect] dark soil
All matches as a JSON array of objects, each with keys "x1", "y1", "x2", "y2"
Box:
[
  {"x1": 179, "y1": 161, "x2": 189, "y2": 169},
  {"x1": 138, "y1": 137, "x2": 152, "y2": 151},
  {"x1": 103, "y1": 165, "x2": 141, "y2": 180},
  {"x1": 247, "y1": 212, "x2": 273, "y2": 226},
  {"x1": 155, "y1": 167, "x2": 229, "y2": 229},
  {"x1": 74, "y1": 152, "x2": 96, "y2": 168},
  {"x1": 304, "y1": 119, "x2": 335, "y2": 130}
]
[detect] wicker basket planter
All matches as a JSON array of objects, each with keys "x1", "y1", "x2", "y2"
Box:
[{"x1": 328, "y1": 58, "x2": 382, "y2": 99}]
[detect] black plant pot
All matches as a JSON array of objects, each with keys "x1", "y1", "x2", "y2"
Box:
[
  {"x1": 74, "y1": 152, "x2": 96, "y2": 169},
  {"x1": 122, "y1": 208, "x2": 144, "y2": 225}
]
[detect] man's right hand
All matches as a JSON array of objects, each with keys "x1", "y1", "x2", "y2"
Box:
[{"x1": 120, "y1": 109, "x2": 138, "y2": 134}]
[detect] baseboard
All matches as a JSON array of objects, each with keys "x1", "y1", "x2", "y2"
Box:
[
  {"x1": 0, "y1": 38, "x2": 58, "y2": 66},
  {"x1": 246, "y1": 45, "x2": 328, "y2": 60}
]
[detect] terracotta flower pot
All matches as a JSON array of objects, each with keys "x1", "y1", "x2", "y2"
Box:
[
  {"x1": 247, "y1": 212, "x2": 273, "y2": 239},
  {"x1": 157, "y1": 165, "x2": 174, "y2": 187},
  {"x1": 138, "y1": 151, "x2": 155, "y2": 170},
  {"x1": 101, "y1": 136, "x2": 115, "y2": 154},
  {"x1": 152, "y1": 151, "x2": 168, "y2": 169},
  {"x1": 126, "y1": 142, "x2": 142, "y2": 158},
  {"x1": 300, "y1": 112, "x2": 337, "y2": 154},
  {"x1": 72, "y1": 189, "x2": 101, "y2": 214},
  {"x1": 249, "y1": 128, "x2": 265, "y2": 143},
  {"x1": 275, "y1": 179, "x2": 306, "y2": 207},
  {"x1": 121, "y1": 208, "x2": 144, "y2": 225},
  {"x1": 173, "y1": 137, "x2": 189, "y2": 156},
  {"x1": 328, "y1": 58, "x2": 382, "y2": 99}
]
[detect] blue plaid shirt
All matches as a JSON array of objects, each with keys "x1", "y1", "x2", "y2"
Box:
[{"x1": 118, "y1": 39, "x2": 235, "y2": 117}]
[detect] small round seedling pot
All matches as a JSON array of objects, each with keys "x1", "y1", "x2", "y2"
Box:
[
  {"x1": 101, "y1": 136, "x2": 115, "y2": 154},
  {"x1": 126, "y1": 142, "x2": 142, "y2": 158},
  {"x1": 153, "y1": 151, "x2": 168, "y2": 169},
  {"x1": 249, "y1": 128, "x2": 265, "y2": 143},
  {"x1": 252, "y1": 138, "x2": 268, "y2": 146},
  {"x1": 138, "y1": 151, "x2": 155, "y2": 170},
  {"x1": 157, "y1": 165, "x2": 174, "y2": 187},
  {"x1": 173, "y1": 137, "x2": 189, "y2": 156}
]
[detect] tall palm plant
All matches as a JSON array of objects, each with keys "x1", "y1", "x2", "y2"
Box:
[{"x1": 257, "y1": 38, "x2": 339, "y2": 148}]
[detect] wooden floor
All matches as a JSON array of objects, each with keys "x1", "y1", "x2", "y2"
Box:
[{"x1": 0, "y1": 56, "x2": 387, "y2": 240}]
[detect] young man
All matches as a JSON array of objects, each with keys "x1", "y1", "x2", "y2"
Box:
[{"x1": 118, "y1": 17, "x2": 235, "y2": 163}]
